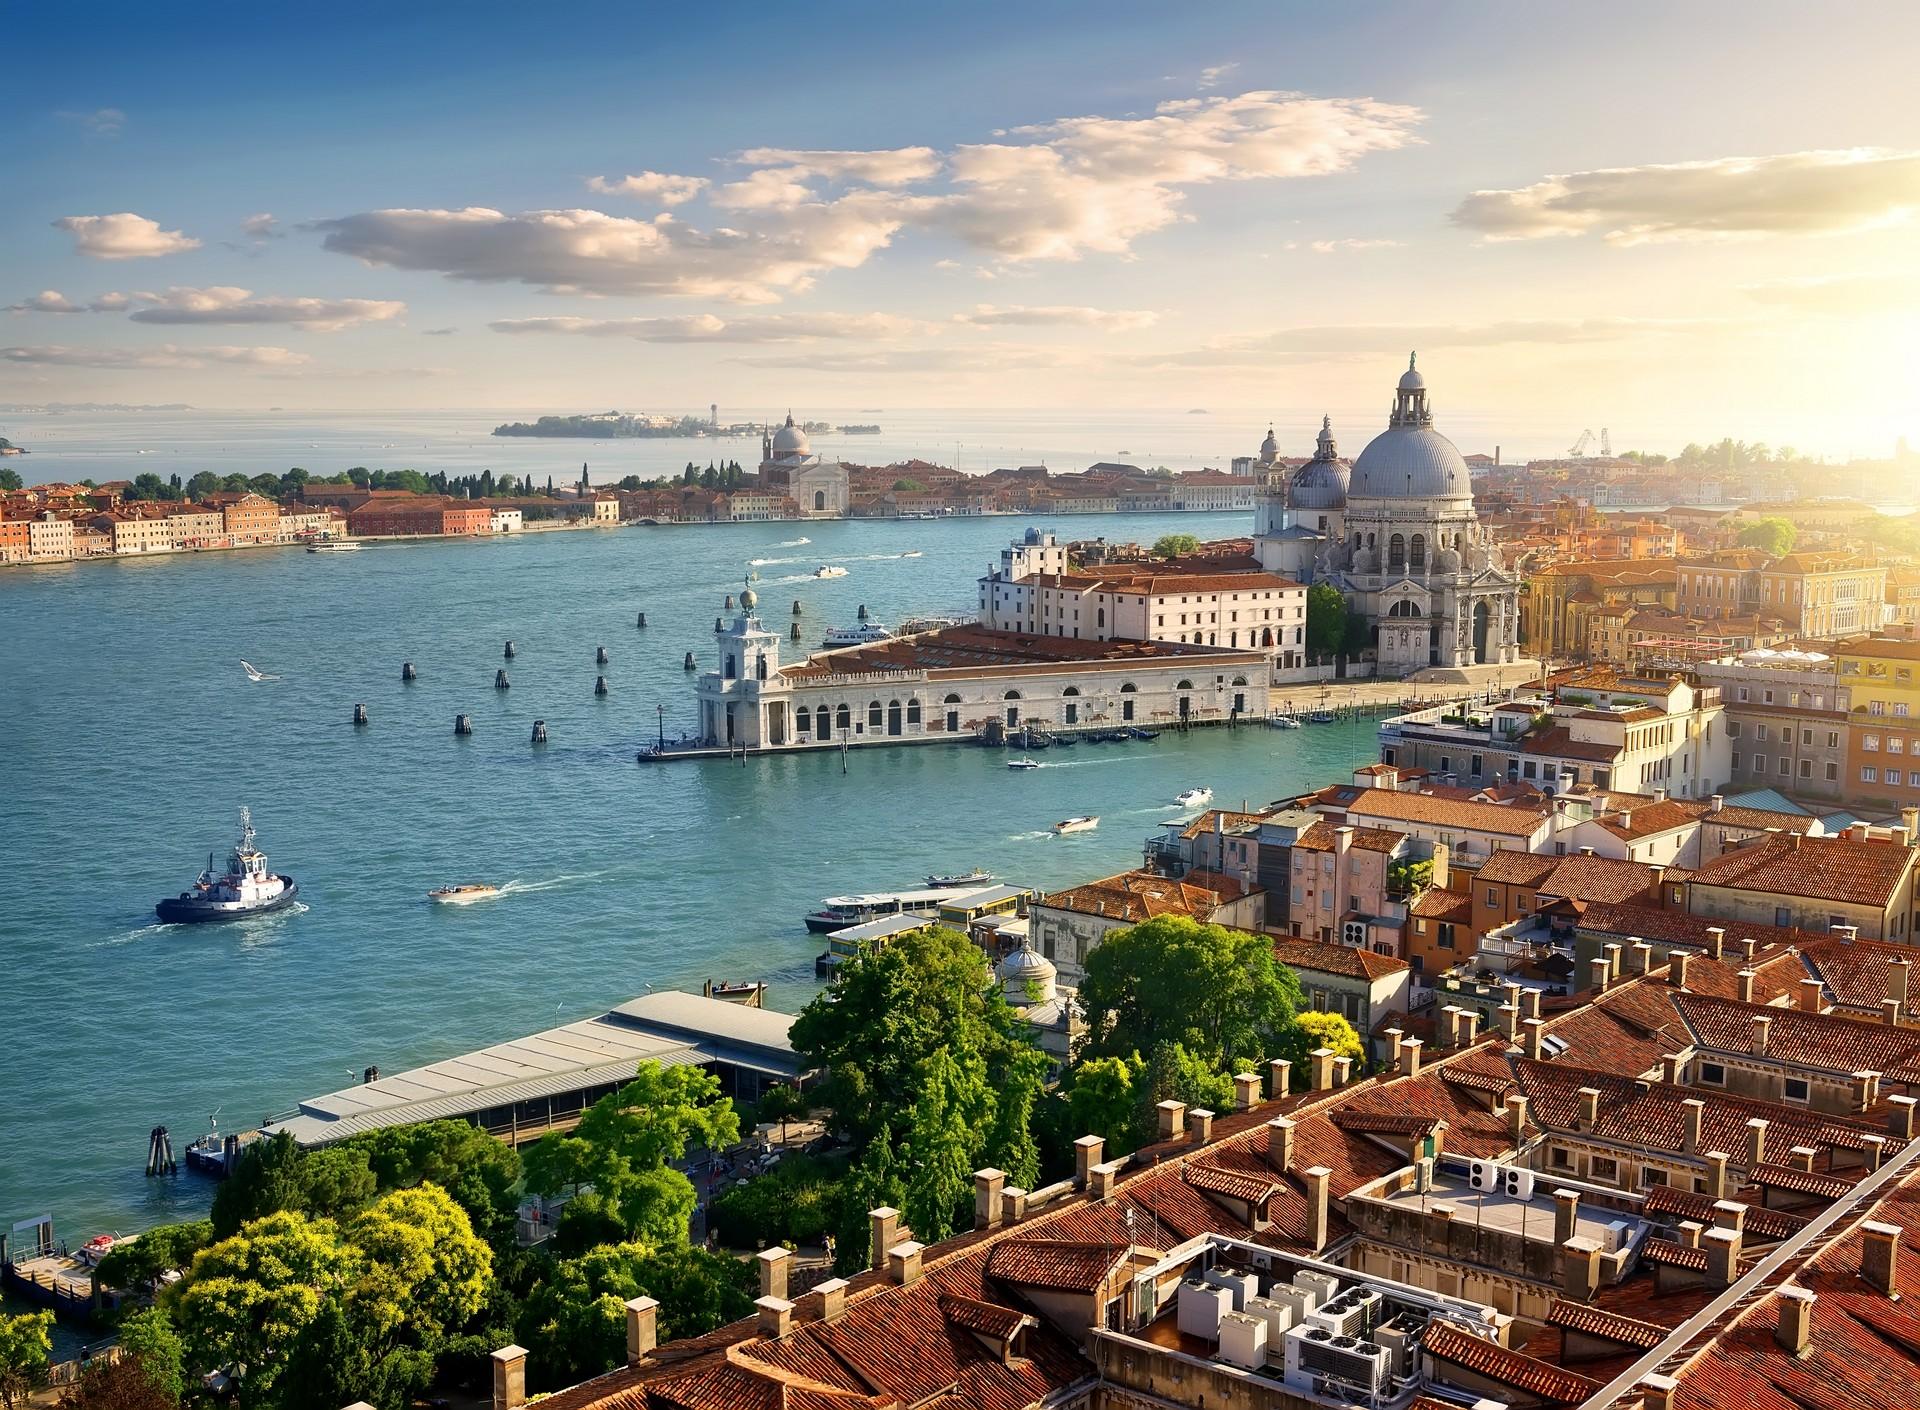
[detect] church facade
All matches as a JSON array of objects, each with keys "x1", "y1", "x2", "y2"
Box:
[
  {"x1": 1253, "y1": 357, "x2": 1521, "y2": 676},
  {"x1": 757, "y1": 413, "x2": 850, "y2": 518}
]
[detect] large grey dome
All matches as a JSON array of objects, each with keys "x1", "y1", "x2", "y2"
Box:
[
  {"x1": 1350, "y1": 424, "x2": 1471, "y2": 501},
  {"x1": 771, "y1": 412, "x2": 810, "y2": 457}
]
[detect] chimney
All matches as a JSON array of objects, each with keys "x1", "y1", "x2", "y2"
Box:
[
  {"x1": 1441, "y1": 1006, "x2": 1465, "y2": 1048},
  {"x1": 1268, "y1": 1117, "x2": 1297, "y2": 1173},
  {"x1": 625, "y1": 1298, "x2": 658, "y2": 1366},
  {"x1": 1713, "y1": 1201, "x2": 1747, "y2": 1234},
  {"x1": 1234, "y1": 1072, "x2": 1261, "y2": 1110},
  {"x1": 1498, "y1": 1002, "x2": 1521, "y2": 1039},
  {"x1": 1738, "y1": 969, "x2": 1757, "y2": 1004},
  {"x1": 1562, "y1": 1236, "x2": 1602, "y2": 1301},
  {"x1": 1682, "y1": 1098, "x2": 1706, "y2": 1154},
  {"x1": 1751, "y1": 1014, "x2": 1772, "y2": 1055},
  {"x1": 810, "y1": 1277, "x2": 848, "y2": 1324},
  {"x1": 1885, "y1": 999, "x2": 1904, "y2": 1027},
  {"x1": 1334, "y1": 1055, "x2": 1354, "y2": 1086},
  {"x1": 1889, "y1": 1095, "x2": 1918, "y2": 1141},
  {"x1": 1310, "y1": 1048, "x2": 1336, "y2": 1091},
  {"x1": 1890, "y1": 959, "x2": 1912, "y2": 1011},
  {"x1": 1000, "y1": 1186, "x2": 1028, "y2": 1224},
  {"x1": 1679, "y1": 1220, "x2": 1705, "y2": 1249},
  {"x1": 869, "y1": 1208, "x2": 899, "y2": 1272},
  {"x1": 1506, "y1": 1093, "x2": 1530, "y2": 1147},
  {"x1": 1460, "y1": 1009, "x2": 1481, "y2": 1045},
  {"x1": 1640, "y1": 1372, "x2": 1680, "y2": 1410},
  {"x1": 974, "y1": 1169, "x2": 1006, "y2": 1230},
  {"x1": 1789, "y1": 1146, "x2": 1818, "y2": 1173},
  {"x1": 1074, "y1": 1135, "x2": 1104, "y2": 1188},
  {"x1": 1399, "y1": 1037, "x2": 1424, "y2": 1079},
  {"x1": 1663, "y1": 1053, "x2": 1684, "y2": 1085},
  {"x1": 1741, "y1": 936, "x2": 1758, "y2": 962},
  {"x1": 1384, "y1": 1027, "x2": 1404, "y2": 1063},
  {"x1": 1523, "y1": 1018, "x2": 1547, "y2": 1061},
  {"x1": 1156, "y1": 1099, "x2": 1187, "y2": 1139},
  {"x1": 1521, "y1": 988, "x2": 1543, "y2": 1021},
  {"x1": 1865, "y1": 1135, "x2": 1889, "y2": 1172},
  {"x1": 1862, "y1": 1222, "x2": 1902, "y2": 1298},
  {"x1": 1852, "y1": 1071, "x2": 1881, "y2": 1113},
  {"x1": 1704, "y1": 1227, "x2": 1743, "y2": 1288},
  {"x1": 1705, "y1": 1150, "x2": 1732, "y2": 1201},
  {"x1": 1304, "y1": 1166, "x2": 1332, "y2": 1253},
  {"x1": 1188, "y1": 1107, "x2": 1215, "y2": 1144},
  {"x1": 1090, "y1": 1158, "x2": 1121, "y2": 1201},
  {"x1": 756, "y1": 1296, "x2": 794, "y2": 1341},
  {"x1": 757, "y1": 1248, "x2": 791, "y2": 1301},
  {"x1": 1591, "y1": 957, "x2": 1612, "y2": 993},
  {"x1": 1747, "y1": 1118, "x2": 1769, "y2": 1168},
  {"x1": 888, "y1": 1241, "x2": 924, "y2": 1287},
  {"x1": 1578, "y1": 1086, "x2": 1601, "y2": 1130},
  {"x1": 1774, "y1": 1285, "x2": 1815, "y2": 1355},
  {"x1": 1835, "y1": 924, "x2": 1859, "y2": 943},
  {"x1": 490, "y1": 1346, "x2": 528, "y2": 1410},
  {"x1": 1710, "y1": 793, "x2": 1726, "y2": 814},
  {"x1": 1554, "y1": 1188, "x2": 1581, "y2": 1244},
  {"x1": 1269, "y1": 1057, "x2": 1292, "y2": 1098},
  {"x1": 1671, "y1": 952, "x2": 1694, "y2": 990},
  {"x1": 1800, "y1": 978, "x2": 1825, "y2": 1013},
  {"x1": 1630, "y1": 940, "x2": 1653, "y2": 975},
  {"x1": 1605, "y1": 942, "x2": 1624, "y2": 979},
  {"x1": 1707, "y1": 927, "x2": 1726, "y2": 960}
]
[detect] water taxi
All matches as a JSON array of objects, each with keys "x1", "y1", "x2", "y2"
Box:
[
  {"x1": 1174, "y1": 787, "x2": 1213, "y2": 808},
  {"x1": 428, "y1": 883, "x2": 501, "y2": 905},
  {"x1": 155, "y1": 808, "x2": 299, "y2": 924},
  {"x1": 823, "y1": 622, "x2": 893, "y2": 648},
  {"x1": 306, "y1": 539, "x2": 363, "y2": 553},
  {"x1": 1007, "y1": 758, "x2": 1040, "y2": 771},
  {"x1": 813, "y1": 564, "x2": 848, "y2": 578},
  {"x1": 1054, "y1": 816, "x2": 1100, "y2": 835}
]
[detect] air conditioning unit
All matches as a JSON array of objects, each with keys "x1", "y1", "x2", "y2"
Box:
[
  {"x1": 1203, "y1": 1266, "x2": 1258, "y2": 1312},
  {"x1": 1600, "y1": 1218, "x2": 1633, "y2": 1254},
  {"x1": 1245, "y1": 1295, "x2": 1295, "y2": 1347},
  {"x1": 1373, "y1": 1315, "x2": 1424, "y2": 1381},
  {"x1": 1177, "y1": 1280, "x2": 1232, "y2": 1341},
  {"x1": 1467, "y1": 1158, "x2": 1501, "y2": 1192},
  {"x1": 1307, "y1": 1295, "x2": 1371, "y2": 1338},
  {"x1": 1499, "y1": 1165, "x2": 1536, "y2": 1201},
  {"x1": 1283, "y1": 1326, "x2": 1391, "y2": 1398},
  {"x1": 1269, "y1": 1282, "x2": 1319, "y2": 1326},
  {"x1": 1218, "y1": 1310, "x2": 1268, "y2": 1371},
  {"x1": 1293, "y1": 1268, "x2": 1342, "y2": 1305}
]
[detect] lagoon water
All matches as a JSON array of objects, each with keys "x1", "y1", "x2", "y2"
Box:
[{"x1": 0, "y1": 507, "x2": 1382, "y2": 1240}]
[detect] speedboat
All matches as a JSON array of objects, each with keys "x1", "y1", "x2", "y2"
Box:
[
  {"x1": 1174, "y1": 787, "x2": 1213, "y2": 808},
  {"x1": 155, "y1": 809, "x2": 299, "y2": 924},
  {"x1": 1270, "y1": 715, "x2": 1303, "y2": 729},
  {"x1": 429, "y1": 883, "x2": 501, "y2": 905},
  {"x1": 1008, "y1": 758, "x2": 1040, "y2": 771},
  {"x1": 902, "y1": 550, "x2": 924, "y2": 558},
  {"x1": 813, "y1": 565, "x2": 848, "y2": 578},
  {"x1": 1053, "y1": 816, "x2": 1099, "y2": 835},
  {"x1": 925, "y1": 869, "x2": 997, "y2": 889}
]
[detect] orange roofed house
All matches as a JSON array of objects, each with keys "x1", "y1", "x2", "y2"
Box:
[{"x1": 1029, "y1": 868, "x2": 1263, "y2": 983}]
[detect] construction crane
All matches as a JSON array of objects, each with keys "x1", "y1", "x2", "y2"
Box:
[{"x1": 1568, "y1": 429, "x2": 1594, "y2": 458}]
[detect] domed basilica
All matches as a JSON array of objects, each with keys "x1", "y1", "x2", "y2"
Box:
[{"x1": 1253, "y1": 356, "x2": 1520, "y2": 675}]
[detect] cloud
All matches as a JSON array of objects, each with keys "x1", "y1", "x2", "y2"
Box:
[
  {"x1": 1298, "y1": 238, "x2": 1403, "y2": 253},
  {"x1": 1740, "y1": 271, "x2": 1920, "y2": 315},
  {"x1": 1452, "y1": 147, "x2": 1920, "y2": 245},
  {"x1": 54, "y1": 213, "x2": 201, "y2": 259},
  {"x1": 730, "y1": 343, "x2": 1070, "y2": 374},
  {"x1": 489, "y1": 312, "x2": 930, "y2": 342},
  {"x1": 1, "y1": 343, "x2": 310, "y2": 369},
  {"x1": 1151, "y1": 316, "x2": 1720, "y2": 369},
  {"x1": 8, "y1": 291, "x2": 88, "y2": 315},
  {"x1": 1197, "y1": 63, "x2": 1238, "y2": 91},
  {"x1": 422, "y1": 326, "x2": 458, "y2": 335},
  {"x1": 952, "y1": 303, "x2": 1157, "y2": 331},
  {"x1": 242, "y1": 213, "x2": 282, "y2": 239},
  {"x1": 315, "y1": 90, "x2": 1420, "y2": 302},
  {"x1": 57, "y1": 107, "x2": 125, "y2": 135},
  {"x1": 586, "y1": 171, "x2": 710, "y2": 205},
  {"x1": 125, "y1": 286, "x2": 407, "y2": 331}
]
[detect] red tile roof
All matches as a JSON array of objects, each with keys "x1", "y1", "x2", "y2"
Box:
[
  {"x1": 1686, "y1": 831, "x2": 1916, "y2": 908},
  {"x1": 1408, "y1": 887, "x2": 1473, "y2": 922},
  {"x1": 1271, "y1": 936, "x2": 1409, "y2": 981},
  {"x1": 1544, "y1": 1299, "x2": 1670, "y2": 1350},
  {"x1": 1672, "y1": 991, "x2": 1920, "y2": 1077},
  {"x1": 1642, "y1": 1183, "x2": 1809, "y2": 1243},
  {"x1": 1329, "y1": 789, "x2": 1549, "y2": 839},
  {"x1": 1473, "y1": 851, "x2": 1560, "y2": 887},
  {"x1": 983, "y1": 1240, "x2": 1127, "y2": 1293},
  {"x1": 1420, "y1": 1318, "x2": 1601, "y2": 1405},
  {"x1": 1748, "y1": 1163, "x2": 1854, "y2": 1202},
  {"x1": 1800, "y1": 933, "x2": 1920, "y2": 1018}
]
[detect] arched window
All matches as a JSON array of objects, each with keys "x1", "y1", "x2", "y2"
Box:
[
  {"x1": 1410, "y1": 534, "x2": 1426, "y2": 572},
  {"x1": 815, "y1": 705, "x2": 831, "y2": 738},
  {"x1": 1004, "y1": 689, "x2": 1022, "y2": 700},
  {"x1": 724, "y1": 653, "x2": 737, "y2": 680},
  {"x1": 944, "y1": 692, "x2": 963, "y2": 703},
  {"x1": 1120, "y1": 681, "x2": 1137, "y2": 722},
  {"x1": 1389, "y1": 599, "x2": 1420, "y2": 618},
  {"x1": 1388, "y1": 534, "x2": 1406, "y2": 571},
  {"x1": 1062, "y1": 685, "x2": 1080, "y2": 725},
  {"x1": 1176, "y1": 679, "x2": 1194, "y2": 691},
  {"x1": 813, "y1": 490, "x2": 826, "y2": 512},
  {"x1": 1232, "y1": 675, "x2": 1248, "y2": 686},
  {"x1": 868, "y1": 700, "x2": 883, "y2": 727},
  {"x1": 836, "y1": 703, "x2": 851, "y2": 730},
  {"x1": 1097, "y1": 607, "x2": 1106, "y2": 628},
  {"x1": 906, "y1": 699, "x2": 921, "y2": 725}
]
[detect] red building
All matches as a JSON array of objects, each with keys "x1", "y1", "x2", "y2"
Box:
[{"x1": 347, "y1": 496, "x2": 491, "y2": 537}]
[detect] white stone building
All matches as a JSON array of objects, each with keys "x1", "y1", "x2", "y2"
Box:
[{"x1": 758, "y1": 414, "x2": 849, "y2": 518}]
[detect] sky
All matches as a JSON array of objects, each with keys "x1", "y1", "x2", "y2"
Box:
[{"x1": 5, "y1": 0, "x2": 1920, "y2": 459}]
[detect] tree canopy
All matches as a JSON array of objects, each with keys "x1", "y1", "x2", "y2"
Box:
[
  {"x1": 1271, "y1": 1010, "x2": 1366, "y2": 1081},
  {"x1": 0, "y1": 1310, "x2": 53, "y2": 1410},
  {"x1": 1304, "y1": 582, "x2": 1351, "y2": 658},
  {"x1": 1736, "y1": 515, "x2": 1797, "y2": 557},
  {"x1": 1151, "y1": 533, "x2": 1200, "y2": 559}
]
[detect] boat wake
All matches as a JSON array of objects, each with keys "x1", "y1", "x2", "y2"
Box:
[
  {"x1": 240, "y1": 659, "x2": 280, "y2": 682},
  {"x1": 94, "y1": 921, "x2": 173, "y2": 948},
  {"x1": 496, "y1": 873, "x2": 594, "y2": 896},
  {"x1": 1006, "y1": 829, "x2": 1056, "y2": 842},
  {"x1": 778, "y1": 537, "x2": 811, "y2": 546}
]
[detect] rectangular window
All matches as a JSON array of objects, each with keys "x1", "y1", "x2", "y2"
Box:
[
  {"x1": 1864, "y1": 766, "x2": 1879, "y2": 783},
  {"x1": 1551, "y1": 1147, "x2": 1571, "y2": 1169},
  {"x1": 1642, "y1": 1166, "x2": 1668, "y2": 1188},
  {"x1": 1827, "y1": 762, "x2": 1839, "y2": 781},
  {"x1": 1866, "y1": 735, "x2": 1880, "y2": 751},
  {"x1": 1699, "y1": 1062, "x2": 1726, "y2": 1085},
  {"x1": 1891, "y1": 770, "x2": 1905, "y2": 787},
  {"x1": 1730, "y1": 751, "x2": 1741, "y2": 771},
  {"x1": 1591, "y1": 1156, "x2": 1619, "y2": 1182},
  {"x1": 1775, "y1": 905, "x2": 1792, "y2": 926},
  {"x1": 1783, "y1": 1077, "x2": 1810, "y2": 1103}
]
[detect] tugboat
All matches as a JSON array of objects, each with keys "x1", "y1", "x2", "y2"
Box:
[{"x1": 155, "y1": 808, "x2": 299, "y2": 924}]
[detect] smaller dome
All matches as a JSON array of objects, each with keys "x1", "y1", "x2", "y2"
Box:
[
  {"x1": 998, "y1": 940, "x2": 1055, "y2": 984},
  {"x1": 740, "y1": 585, "x2": 758, "y2": 612},
  {"x1": 1398, "y1": 352, "x2": 1424, "y2": 392},
  {"x1": 1259, "y1": 426, "x2": 1279, "y2": 456}
]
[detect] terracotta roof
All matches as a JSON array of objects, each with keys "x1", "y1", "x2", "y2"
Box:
[
  {"x1": 1408, "y1": 887, "x2": 1473, "y2": 922},
  {"x1": 782, "y1": 624, "x2": 1265, "y2": 682},
  {"x1": 1037, "y1": 870, "x2": 1247, "y2": 925},
  {"x1": 1519, "y1": 726, "x2": 1622, "y2": 763},
  {"x1": 1175, "y1": 809, "x2": 1265, "y2": 840},
  {"x1": 1544, "y1": 1299, "x2": 1670, "y2": 1350},
  {"x1": 1181, "y1": 1163, "x2": 1280, "y2": 1207},
  {"x1": 1271, "y1": 936, "x2": 1409, "y2": 981},
  {"x1": 1641, "y1": 1237, "x2": 1709, "y2": 1271},
  {"x1": 1673, "y1": 991, "x2": 1920, "y2": 1077},
  {"x1": 1749, "y1": 1162, "x2": 1854, "y2": 1202},
  {"x1": 1686, "y1": 831, "x2": 1916, "y2": 908},
  {"x1": 1287, "y1": 818, "x2": 1407, "y2": 853},
  {"x1": 1331, "y1": 790, "x2": 1548, "y2": 839},
  {"x1": 1328, "y1": 1110, "x2": 1442, "y2": 1137},
  {"x1": 983, "y1": 1240, "x2": 1127, "y2": 1293},
  {"x1": 936, "y1": 1293, "x2": 1031, "y2": 1341},
  {"x1": 1801, "y1": 933, "x2": 1920, "y2": 1018},
  {"x1": 1420, "y1": 1318, "x2": 1601, "y2": 1405},
  {"x1": 1642, "y1": 1184, "x2": 1809, "y2": 1243},
  {"x1": 1596, "y1": 799, "x2": 1706, "y2": 840},
  {"x1": 1538, "y1": 854, "x2": 1659, "y2": 905},
  {"x1": 1473, "y1": 851, "x2": 1560, "y2": 887}
]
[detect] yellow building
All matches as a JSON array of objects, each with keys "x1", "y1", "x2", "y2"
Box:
[{"x1": 1522, "y1": 560, "x2": 1675, "y2": 660}]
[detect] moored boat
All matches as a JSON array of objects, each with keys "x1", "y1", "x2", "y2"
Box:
[
  {"x1": 823, "y1": 621, "x2": 893, "y2": 648},
  {"x1": 1269, "y1": 715, "x2": 1303, "y2": 729},
  {"x1": 925, "y1": 868, "x2": 997, "y2": 889},
  {"x1": 155, "y1": 809, "x2": 299, "y2": 924}
]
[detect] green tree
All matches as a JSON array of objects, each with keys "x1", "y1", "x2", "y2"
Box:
[
  {"x1": 521, "y1": 1062, "x2": 739, "y2": 1246},
  {"x1": 1151, "y1": 533, "x2": 1199, "y2": 559},
  {"x1": 185, "y1": 471, "x2": 220, "y2": 499},
  {"x1": 1270, "y1": 1010, "x2": 1365, "y2": 1085},
  {"x1": 344, "y1": 1186, "x2": 492, "y2": 1355},
  {"x1": 514, "y1": 1244, "x2": 752, "y2": 1390},
  {"x1": 1736, "y1": 516, "x2": 1797, "y2": 557},
  {"x1": 983, "y1": 1044, "x2": 1048, "y2": 1190},
  {"x1": 755, "y1": 1084, "x2": 809, "y2": 1145},
  {"x1": 831, "y1": 1124, "x2": 904, "y2": 1274},
  {"x1": 345, "y1": 1120, "x2": 522, "y2": 1249},
  {"x1": 0, "y1": 1310, "x2": 54, "y2": 1410},
  {"x1": 1137, "y1": 1040, "x2": 1235, "y2": 1121},
  {"x1": 1064, "y1": 1054, "x2": 1145, "y2": 1152},
  {"x1": 1304, "y1": 582, "x2": 1349, "y2": 658},
  {"x1": 0, "y1": 468, "x2": 23, "y2": 492},
  {"x1": 1076, "y1": 915, "x2": 1303, "y2": 1071},
  {"x1": 114, "y1": 1309, "x2": 184, "y2": 1407},
  {"x1": 95, "y1": 1221, "x2": 212, "y2": 1292},
  {"x1": 706, "y1": 1152, "x2": 846, "y2": 1250},
  {"x1": 892, "y1": 478, "x2": 928, "y2": 493},
  {"x1": 210, "y1": 1132, "x2": 309, "y2": 1236},
  {"x1": 901, "y1": 1047, "x2": 981, "y2": 1244}
]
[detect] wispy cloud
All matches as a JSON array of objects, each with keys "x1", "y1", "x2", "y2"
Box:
[
  {"x1": 1739, "y1": 271, "x2": 1920, "y2": 314},
  {"x1": 1147, "y1": 316, "x2": 1725, "y2": 369},
  {"x1": 242, "y1": 213, "x2": 282, "y2": 239},
  {"x1": 8, "y1": 286, "x2": 406, "y2": 331},
  {"x1": 951, "y1": 303, "x2": 1157, "y2": 331},
  {"x1": 1197, "y1": 62, "x2": 1238, "y2": 91},
  {"x1": 1287, "y1": 238, "x2": 1404, "y2": 254},
  {"x1": 585, "y1": 171, "x2": 710, "y2": 205},
  {"x1": 54, "y1": 213, "x2": 201, "y2": 260},
  {"x1": 56, "y1": 107, "x2": 125, "y2": 136},
  {"x1": 1453, "y1": 148, "x2": 1920, "y2": 245},
  {"x1": 1, "y1": 343, "x2": 310, "y2": 369},
  {"x1": 489, "y1": 312, "x2": 931, "y2": 343}
]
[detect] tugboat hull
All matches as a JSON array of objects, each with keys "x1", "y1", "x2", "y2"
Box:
[{"x1": 157, "y1": 877, "x2": 299, "y2": 924}]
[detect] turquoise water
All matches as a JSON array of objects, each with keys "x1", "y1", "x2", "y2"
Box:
[{"x1": 0, "y1": 511, "x2": 1379, "y2": 1238}]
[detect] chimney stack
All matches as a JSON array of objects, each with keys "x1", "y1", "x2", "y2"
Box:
[
  {"x1": 868, "y1": 1208, "x2": 899, "y2": 1272},
  {"x1": 1640, "y1": 1373, "x2": 1680, "y2": 1410},
  {"x1": 1705, "y1": 1150, "x2": 1731, "y2": 1201},
  {"x1": 974, "y1": 1169, "x2": 1006, "y2": 1230},
  {"x1": 1399, "y1": 1037, "x2": 1424, "y2": 1079},
  {"x1": 1311, "y1": 1048, "x2": 1337, "y2": 1091},
  {"x1": 1741, "y1": 936, "x2": 1758, "y2": 962},
  {"x1": 1682, "y1": 1098, "x2": 1705, "y2": 1155},
  {"x1": 491, "y1": 1347, "x2": 528, "y2": 1410},
  {"x1": 1524, "y1": 1017, "x2": 1547, "y2": 1061},
  {"x1": 1789, "y1": 1146, "x2": 1818, "y2": 1173},
  {"x1": 1562, "y1": 1236, "x2": 1602, "y2": 1301},
  {"x1": 888, "y1": 1241, "x2": 924, "y2": 1287},
  {"x1": 1506, "y1": 1093, "x2": 1530, "y2": 1147},
  {"x1": 1862, "y1": 1222, "x2": 1902, "y2": 1298},
  {"x1": 1591, "y1": 957, "x2": 1612, "y2": 994},
  {"x1": 1751, "y1": 1014, "x2": 1772, "y2": 1055},
  {"x1": 1605, "y1": 942, "x2": 1624, "y2": 979},
  {"x1": 1738, "y1": 969, "x2": 1757, "y2": 1004},
  {"x1": 1188, "y1": 1108, "x2": 1215, "y2": 1144},
  {"x1": 625, "y1": 1298, "x2": 658, "y2": 1366},
  {"x1": 1521, "y1": 988, "x2": 1543, "y2": 1021},
  {"x1": 1774, "y1": 1285, "x2": 1815, "y2": 1355},
  {"x1": 756, "y1": 1296, "x2": 794, "y2": 1341},
  {"x1": 1234, "y1": 1072, "x2": 1261, "y2": 1110},
  {"x1": 1578, "y1": 1086, "x2": 1601, "y2": 1130},
  {"x1": 1747, "y1": 1118, "x2": 1769, "y2": 1168},
  {"x1": 1662, "y1": 1053, "x2": 1684, "y2": 1085},
  {"x1": 1885, "y1": 999, "x2": 1904, "y2": 1027},
  {"x1": 1865, "y1": 1135, "x2": 1889, "y2": 1173},
  {"x1": 1707, "y1": 927, "x2": 1726, "y2": 960},
  {"x1": 1800, "y1": 978, "x2": 1825, "y2": 1013},
  {"x1": 1713, "y1": 1201, "x2": 1747, "y2": 1234},
  {"x1": 1671, "y1": 952, "x2": 1694, "y2": 989},
  {"x1": 1090, "y1": 1158, "x2": 1121, "y2": 1201},
  {"x1": 1889, "y1": 959, "x2": 1912, "y2": 1011},
  {"x1": 1498, "y1": 1002, "x2": 1521, "y2": 1039},
  {"x1": 1889, "y1": 1095, "x2": 1918, "y2": 1141},
  {"x1": 810, "y1": 1278, "x2": 849, "y2": 1324},
  {"x1": 1704, "y1": 1226, "x2": 1743, "y2": 1288},
  {"x1": 1074, "y1": 1136, "x2": 1104, "y2": 1187},
  {"x1": 1630, "y1": 939, "x2": 1654, "y2": 975},
  {"x1": 1554, "y1": 1188, "x2": 1581, "y2": 1244},
  {"x1": 1267, "y1": 1117, "x2": 1296, "y2": 1174},
  {"x1": 1853, "y1": 1071, "x2": 1882, "y2": 1113},
  {"x1": 1334, "y1": 1055, "x2": 1354, "y2": 1086},
  {"x1": 757, "y1": 1248, "x2": 791, "y2": 1301},
  {"x1": 1156, "y1": 1099, "x2": 1187, "y2": 1140},
  {"x1": 1304, "y1": 1166, "x2": 1332, "y2": 1253},
  {"x1": 1268, "y1": 1057, "x2": 1292, "y2": 1098}
]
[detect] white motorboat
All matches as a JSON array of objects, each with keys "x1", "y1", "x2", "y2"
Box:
[
  {"x1": 1053, "y1": 816, "x2": 1100, "y2": 835},
  {"x1": 823, "y1": 622, "x2": 893, "y2": 648},
  {"x1": 1008, "y1": 758, "x2": 1040, "y2": 771},
  {"x1": 428, "y1": 883, "x2": 501, "y2": 905},
  {"x1": 902, "y1": 550, "x2": 924, "y2": 558},
  {"x1": 813, "y1": 565, "x2": 848, "y2": 578},
  {"x1": 1174, "y1": 787, "x2": 1213, "y2": 808},
  {"x1": 925, "y1": 868, "x2": 997, "y2": 889},
  {"x1": 1269, "y1": 715, "x2": 1303, "y2": 729}
]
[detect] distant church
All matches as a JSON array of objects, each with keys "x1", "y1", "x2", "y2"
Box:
[
  {"x1": 1253, "y1": 357, "x2": 1521, "y2": 675},
  {"x1": 758, "y1": 413, "x2": 850, "y2": 518}
]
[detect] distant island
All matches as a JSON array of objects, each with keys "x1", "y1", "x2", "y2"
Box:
[
  {"x1": 0, "y1": 438, "x2": 27, "y2": 456},
  {"x1": 0, "y1": 402, "x2": 191, "y2": 413},
  {"x1": 494, "y1": 412, "x2": 714, "y2": 439},
  {"x1": 837, "y1": 424, "x2": 882, "y2": 435}
]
